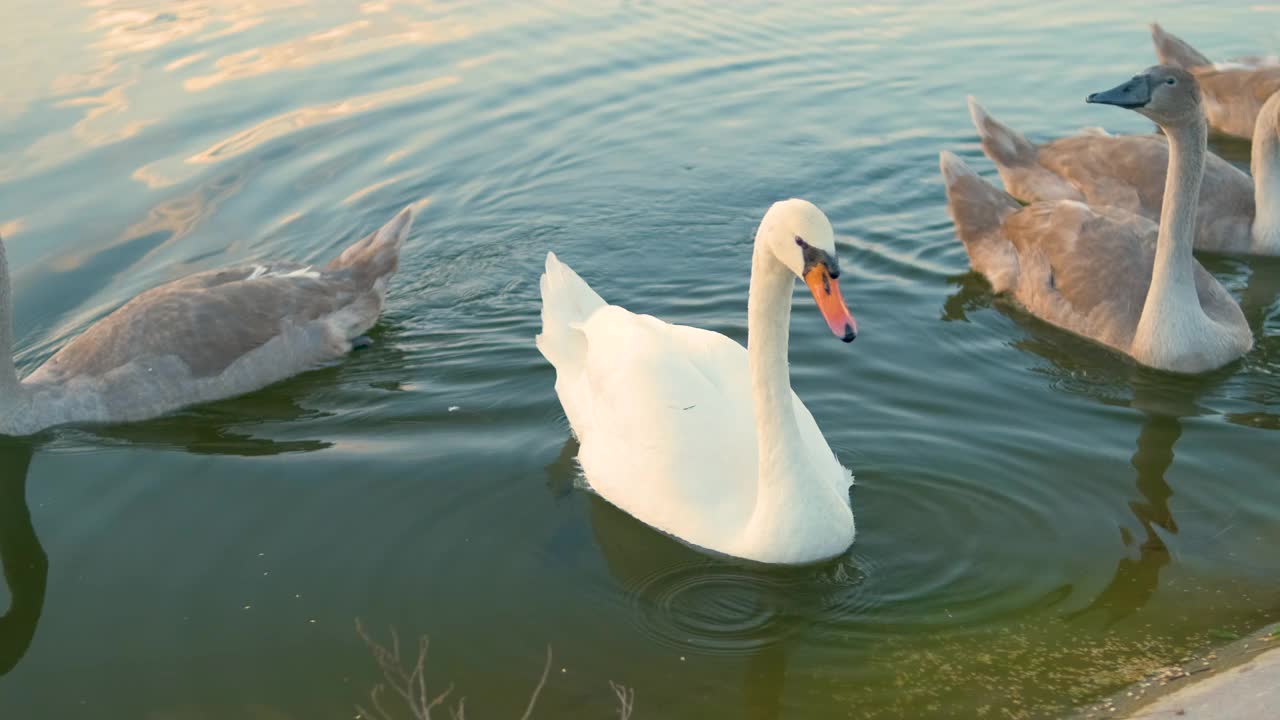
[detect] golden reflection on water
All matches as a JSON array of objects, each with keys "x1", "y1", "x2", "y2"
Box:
[
  {"x1": 186, "y1": 77, "x2": 462, "y2": 165},
  {"x1": 88, "y1": 4, "x2": 213, "y2": 55},
  {"x1": 4, "y1": 0, "x2": 523, "y2": 187},
  {"x1": 342, "y1": 171, "x2": 418, "y2": 207},
  {"x1": 0, "y1": 220, "x2": 25, "y2": 241},
  {"x1": 51, "y1": 167, "x2": 246, "y2": 276},
  {"x1": 53, "y1": 83, "x2": 147, "y2": 146},
  {"x1": 180, "y1": 1, "x2": 490, "y2": 94},
  {"x1": 84, "y1": 0, "x2": 313, "y2": 57},
  {"x1": 132, "y1": 74, "x2": 460, "y2": 189},
  {"x1": 163, "y1": 51, "x2": 209, "y2": 73}
]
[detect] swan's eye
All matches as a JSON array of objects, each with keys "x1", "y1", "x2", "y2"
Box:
[
  {"x1": 1165, "y1": 77, "x2": 1176, "y2": 86},
  {"x1": 795, "y1": 235, "x2": 807, "y2": 247}
]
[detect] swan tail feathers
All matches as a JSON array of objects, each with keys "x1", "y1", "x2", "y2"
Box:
[
  {"x1": 328, "y1": 205, "x2": 413, "y2": 292},
  {"x1": 1151, "y1": 23, "x2": 1211, "y2": 69},
  {"x1": 536, "y1": 252, "x2": 605, "y2": 372},
  {"x1": 940, "y1": 152, "x2": 1022, "y2": 292},
  {"x1": 967, "y1": 97, "x2": 1081, "y2": 203},
  {"x1": 968, "y1": 96, "x2": 1038, "y2": 171}
]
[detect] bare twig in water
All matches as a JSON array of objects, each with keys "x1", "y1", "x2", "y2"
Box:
[
  {"x1": 355, "y1": 619, "x2": 458, "y2": 720},
  {"x1": 516, "y1": 645, "x2": 552, "y2": 720},
  {"x1": 610, "y1": 681, "x2": 635, "y2": 719},
  {"x1": 354, "y1": 619, "x2": 636, "y2": 719}
]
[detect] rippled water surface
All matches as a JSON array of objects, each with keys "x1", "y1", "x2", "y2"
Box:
[{"x1": 1, "y1": 2, "x2": 1278, "y2": 718}]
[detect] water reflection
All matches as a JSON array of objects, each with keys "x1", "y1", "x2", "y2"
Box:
[
  {"x1": 183, "y1": 15, "x2": 474, "y2": 93},
  {"x1": 543, "y1": 437, "x2": 793, "y2": 717},
  {"x1": 0, "y1": 438, "x2": 43, "y2": 677},
  {"x1": 1225, "y1": 411, "x2": 1280, "y2": 430},
  {"x1": 88, "y1": 390, "x2": 332, "y2": 457},
  {"x1": 1236, "y1": 256, "x2": 1280, "y2": 333},
  {"x1": 1019, "y1": 336, "x2": 1210, "y2": 624},
  {"x1": 543, "y1": 435, "x2": 579, "y2": 499},
  {"x1": 938, "y1": 272, "x2": 993, "y2": 324},
  {"x1": 587, "y1": 496, "x2": 792, "y2": 719},
  {"x1": 0, "y1": 385, "x2": 338, "y2": 677},
  {"x1": 1066, "y1": 409, "x2": 1181, "y2": 627},
  {"x1": 741, "y1": 641, "x2": 787, "y2": 720},
  {"x1": 1035, "y1": 371, "x2": 1214, "y2": 623},
  {"x1": 940, "y1": 276, "x2": 1243, "y2": 623}
]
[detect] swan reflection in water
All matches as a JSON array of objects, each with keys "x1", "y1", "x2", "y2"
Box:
[
  {"x1": 1065, "y1": 404, "x2": 1182, "y2": 627},
  {"x1": 943, "y1": 270, "x2": 1264, "y2": 623},
  {"x1": 548, "y1": 435, "x2": 872, "y2": 720},
  {"x1": 588, "y1": 494, "x2": 794, "y2": 720},
  {"x1": 0, "y1": 370, "x2": 345, "y2": 678},
  {"x1": 86, "y1": 387, "x2": 334, "y2": 456},
  {"x1": 1229, "y1": 256, "x2": 1280, "y2": 430},
  {"x1": 1017, "y1": 335, "x2": 1207, "y2": 625},
  {"x1": 0, "y1": 438, "x2": 43, "y2": 677}
]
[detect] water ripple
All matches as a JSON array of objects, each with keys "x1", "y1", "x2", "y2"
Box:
[{"x1": 625, "y1": 553, "x2": 878, "y2": 656}]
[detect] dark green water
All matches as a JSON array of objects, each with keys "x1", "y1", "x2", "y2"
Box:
[{"x1": 1, "y1": 1, "x2": 1277, "y2": 718}]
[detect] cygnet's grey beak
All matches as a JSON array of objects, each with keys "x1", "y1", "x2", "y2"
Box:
[{"x1": 1086, "y1": 75, "x2": 1152, "y2": 109}]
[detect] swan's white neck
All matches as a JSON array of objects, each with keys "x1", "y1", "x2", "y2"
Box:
[
  {"x1": 1251, "y1": 105, "x2": 1280, "y2": 254},
  {"x1": 1132, "y1": 118, "x2": 1210, "y2": 365},
  {"x1": 743, "y1": 234, "x2": 809, "y2": 536}
]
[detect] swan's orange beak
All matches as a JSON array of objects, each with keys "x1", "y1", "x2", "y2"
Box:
[{"x1": 804, "y1": 265, "x2": 857, "y2": 342}]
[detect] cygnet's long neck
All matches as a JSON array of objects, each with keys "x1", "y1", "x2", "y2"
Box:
[
  {"x1": 746, "y1": 234, "x2": 806, "y2": 492},
  {"x1": 1251, "y1": 97, "x2": 1280, "y2": 254},
  {"x1": 0, "y1": 239, "x2": 19, "y2": 397},
  {"x1": 1136, "y1": 117, "x2": 1207, "y2": 342}
]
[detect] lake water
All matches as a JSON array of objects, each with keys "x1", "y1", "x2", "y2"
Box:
[{"x1": 1, "y1": 1, "x2": 1278, "y2": 718}]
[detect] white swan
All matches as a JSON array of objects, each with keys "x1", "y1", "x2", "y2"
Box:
[
  {"x1": 0, "y1": 205, "x2": 413, "y2": 435},
  {"x1": 966, "y1": 90, "x2": 1280, "y2": 255},
  {"x1": 536, "y1": 199, "x2": 858, "y2": 565},
  {"x1": 1151, "y1": 22, "x2": 1280, "y2": 139},
  {"x1": 942, "y1": 66, "x2": 1252, "y2": 374}
]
